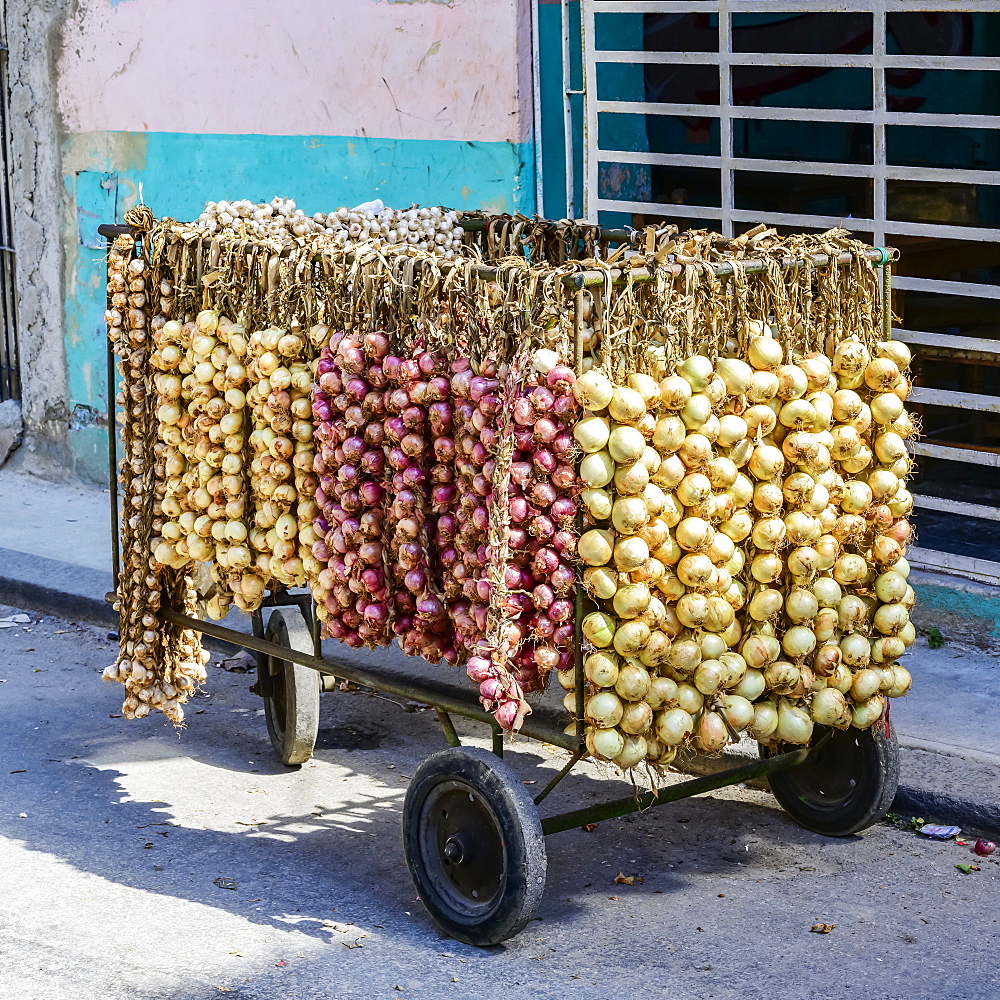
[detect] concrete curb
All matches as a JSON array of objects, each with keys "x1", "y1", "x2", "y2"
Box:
[
  {"x1": 1, "y1": 547, "x2": 996, "y2": 835},
  {"x1": 0, "y1": 546, "x2": 117, "y2": 627}
]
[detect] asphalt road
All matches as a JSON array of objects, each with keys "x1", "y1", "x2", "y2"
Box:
[{"x1": 0, "y1": 604, "x2": 997, "y2": 1000}]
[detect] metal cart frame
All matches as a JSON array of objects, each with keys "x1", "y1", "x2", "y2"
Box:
[{"x1": 98, "y1": 221, "x2": 900, "y2": 945}]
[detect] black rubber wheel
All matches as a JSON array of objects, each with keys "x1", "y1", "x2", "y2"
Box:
[
  {"x1": 760, "y1": 724, "x2": 900, "y2": 837},
  {"x1": 262, "y1": 608, "x2": 320, "y2": 766},
  {"x1": 403, "y1": 746, "x2": 547, "y2": 946}
]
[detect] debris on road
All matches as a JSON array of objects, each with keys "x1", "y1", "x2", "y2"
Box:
[
  {"x1": 810, "y1": 923, "x2": 836, "y2": 934},
  {"x1": 213, "y1": 877, "x2": 238, "y2": 890},
  {"x1": 973, "y1": 838, "x2": 996, "y2": 857},
  {"x1": 918, "y1": 824, "x2": 961, "y2": 839}
]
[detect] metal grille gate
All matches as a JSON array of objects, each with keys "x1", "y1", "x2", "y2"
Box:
[
  {"x1": 0, "y1": 7, "x2": 18, "y2": 403},
  {"x1": 580, "y1": 0, "x2": 1000, "y2": 582}
]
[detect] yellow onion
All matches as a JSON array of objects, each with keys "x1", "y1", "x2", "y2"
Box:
[
  {"x1": 748, "y1": 444, "x2": 784, "y2": 481},
  {"x1": 580, "y1": 528, "x2": 615, "y2": 566},
  {"x1": 834, "y1": 553, "x2": 868, "y2": 586},
  {"x1": 676, "y1": 593, "x2": 710, "y2": 629},
  {"x1": 614, "y1": 461, "x2": 650, "y2": 496},
  {"x1": 748, "y1": 336, "x2": 783, "y2": 371},
  {"x1": 887, "y1": 665, "x2": 912, "y2": 698},
  {"x1": 665, "y1": 637, "x2": 702, "y2": 675},
  {"x1": 750, "y1": 552, "x2": 784, "y2": 584},
  {"x1": 653, "y1": 415, "x2": 687, "y2": 454},
  {"x1": 583, "y1": 611, "x2": 616, "y2": 648},
  {"x1": 646, "y1": 676, "x2": 679, "y2": 710},
  {"x1": 656, "y1": 708, "x2": 695, "y2": 746},
  {"x1": 679, "y1": 355, "x2": 714, "y2": 392},
  {"x1": 587, "y1": 727, "x2": 625, "y2": 761},
  {"x1": 582, "y1": 487, "x2": 613, "y2": 520},
  {"x1": 775, "y1": 699, "x2": 814, "y2": 744},
  {"x1": 744, "y1": 403, "x2": 777, "y2": 437},
  {"x1": 613, "y1": 620, "x2": 651, "y2": 656},
  {"x1": 840, "y1": 634, "x2": 872, "y2": 670},
  {"x1": 751, "y1": 517, "x2": 786, "y2": 551},
  {"x1": 659, "y1": 374, "x2": 693, "y2": 410},
  {"x1": 614, "y1": 536, "x2": 650, "y2": 573},
  {"x1": 734, "y1": 669, "x2": 766, "y2": 701},
  {"x1": 748, "y1": 588, "x2": 783, "y2": 622},
  {"x1": 851, "y1": 695, "x2": 886, "y2": 730},
  {"x1": 585, "y1": 650, "x2": 620, "y2": 687},
  {"x1": 749, "y1": 700, "x2": 779, "y2": 741},
  {"x1": 580, "y1": 450, "x2": 615, "y2": 488},
  {"x1": 694, "y1": 711, "x2": 730, "y2": 752},
  {"x1": 586, "y1": 691, "x2": 624, "y2": 728},
  {"x1": 717, "y1": 413, "x2": 749, "y2": 447},
  {"x1": 719, "y1": 509, "x2": 753, "y2": 543},
  {"x1": 653, "y1": 454, "x2": 687, "y2": 490},
  {"x1": 584, "y1": 566, "x2": 619, "y2": 601},
  {"x1": 811, "y1": 687, "x2": 850, "y2": 728},
  {"x1": 782, "y1": 625, "x2": 817, "y2": 659},
  {"x1": 619, "y1": 702, "x2": 654, "y2": 737}
]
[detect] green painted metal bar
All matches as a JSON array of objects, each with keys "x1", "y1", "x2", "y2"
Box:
[
  {"x1": 540, "y1": 741, "x2": 821, "y2": 836},
  {"x1": 160, "y1": 606, "x2": 580, "y2": 752},
  {"x1": 491, "y1": 722, "x2": 504, "y2": 759},
  {"x1": 533, "y1": 747, "x2": 586, "y2": 807},
  {"x1": 435, "y1": 708, "x2": 462, "y2": 748}
]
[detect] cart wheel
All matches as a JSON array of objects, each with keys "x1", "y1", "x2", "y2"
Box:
[
  {"x1": 760, "y1": 724, "x2": 900, "y2": 837},
  {"x1": 262, "y1": 608, "x2": 320, "y2": 766},
  {"x1": 403, "y1": 746, "x2": 547, "y2": 946}
]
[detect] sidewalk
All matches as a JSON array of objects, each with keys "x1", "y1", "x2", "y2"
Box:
[{"x1": 0, "y1": 466, "x2": 997, "y2": 834}]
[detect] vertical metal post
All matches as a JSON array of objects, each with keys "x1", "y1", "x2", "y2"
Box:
[
  {"x1": 0, "y1": 28, "x2": 20, "y2": 402},
  {"x1": 718, "y1": 0, "x2": 734, "y2": 238},
  {"x1": 581, "y1": 0, "x2": 598, "y2": 222},
  {"x1": 106, "y1": 337, "x2": 120, "y2": 592},
  {"x1": 572, "y1": 288, "x2": 586, "y2": 743},
  {"x1": 530, "y1": 0, "x2": 545, "y2": 217},
  {"x1": 491, "y1": 721, "x2": 504, "y2": 758},
  {"x1": 883, "y1": 259, "x2": 892, "y2": 341},
  {"x1": 872, "y1": 5, "x2": 887, "y2": 250}
]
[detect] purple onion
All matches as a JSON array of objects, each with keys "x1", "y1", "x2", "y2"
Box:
[{"x1": 549, "y1": 599, "x2": 573, "y2": 623}]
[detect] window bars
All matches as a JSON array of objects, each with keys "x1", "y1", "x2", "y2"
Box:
[{"x1": 581, "y1": 0, "x2": 1000, "y2": 582}]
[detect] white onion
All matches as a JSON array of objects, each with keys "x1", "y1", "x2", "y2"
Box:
[
  {"x1": 659, "y1": 374, "x2": 693, "y2": 410},
  {"x1": 785, "y1": 588, "x2": 819, "y2": 623},
  {"x1": 748, "y1": 336, "x2": 783, "y2": 371},
  {"x1": 787, "y1": 545, "x2": 819, "y2": 580},
  {"x1": 681, "y1": 394, "x2": 714, "y2": 431},
  {"x1": 585, "y1": 650, "x2": 620, "y2": 687},
  {"x1": 587, "y1": 727, "x2": 625, "y2": 761},
  {"x1": 582, "y1": 487, "x2": 613, "y2": 520},
  {"x1": 614, "y1": 536, "x2": 650, "y2": 573},
  {"x1": 873, "y1": 602, "x2": 909, "y2": 636},
  {"x1": 750, "y1": 551, "x2": 784, "y2": 584},
  {"x1": 586, "y1": 690, "x2": 624, "y2": 728},
  {"x1": 646, "y1": 676, "x2": 679, "y2": 710},
  {"x1": 719, "y1": 509, "x2": 753, "y2": 543},
  {"x1": 750, "y1": 700, "x2": 779, "y2": 741},
  {"x1": 717, "y1": 413, "x2": 749, "y2": 447},
  {"x1": 609, "y1": 386, "x2": 647, "y2": 425},
  {"x1": 573, "y1": 369, "x2": 614, "y2": 410},
  {"x1": 776, "y1": 365, "x2": 808, "y2": 401},
  {"x1": 656, "y1": 708, "x2": 695, "y2": 745},
  {"x1": 580, "y1": 450, "x2": 615, "y2": 487},
  {"x1": 628, "y1": 372, "x2": 661, "y2": 407},
  {"x1": 679, "y1": 355, "x2": 714, "y2": 391},
  {"x1": 612, "y1": 497, "x2": 650, "y2": 535},
  {"x1": 653, "y1": 454, "x2": 687, "y2": 490},
  {"x1": 613, "y1": 582, "x2": 652, "y2": 620},
  {"x1": 583, "y1": 611, "x2": 616, "y2": 648},
  {"x1": 751, "y1": 517, "x2": 786, "y2": 551},
  {"x1": 574, "y1": 414, "x2": 611, "y2": 453},
  {"x1": 748, "y1": 588, "x2": 783, "y2": 621},
  {"x1": 584, "y1": 566, "x2": 619, "y2": 600},
  {"x1": 579, "y1": 528, "x2": 614, "y2": 566}
]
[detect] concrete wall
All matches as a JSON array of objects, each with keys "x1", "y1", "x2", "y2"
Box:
[{"x1": 6, "y1": 0, "x2": 537, "y2": 482}]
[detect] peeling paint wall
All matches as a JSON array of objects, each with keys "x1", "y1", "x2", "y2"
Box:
[
  {"x1": 9, "y1": 0, "x2": 536, "y2": 482},
  {"x1": 4, "y1": 0, "x2": 73, "y2": 477}
]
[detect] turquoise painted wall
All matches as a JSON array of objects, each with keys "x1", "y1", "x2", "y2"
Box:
[{"x1": 64, "y1": 131, "x2": 534, "y2": 481}]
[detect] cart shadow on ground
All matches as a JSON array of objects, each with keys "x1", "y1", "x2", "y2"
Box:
[{"x1": 2, "y1": 658, "x2": 859, "y2": 956}]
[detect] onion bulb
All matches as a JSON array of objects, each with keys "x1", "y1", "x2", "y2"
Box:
[
  {"x1": 574, "y1": 414, "x2": 611, "y2": 453},
  {"x1": 586, "y1": 691, "x2": 624, "y2": 728},
  {"x1": 585, "y1": 651, "x2": 620, "y2": 687},
  {"x1": 776, "y1": 699, "x2": 814, "y2": 744},
  {"x1": 656, "y1": 708, "x2": 695, "y2": 746},
  {"x1": 582, "y1": 611, "x2": 616, "y2": 648},
  {"x1": 750, "y1": 700, "x2": 779, "y2": 741},
  {"x1": 573, "y1": 369, "x2": 614, "y2": 410}
]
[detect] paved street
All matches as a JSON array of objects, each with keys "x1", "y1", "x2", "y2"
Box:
[{"x1": 0, "y1": 603, "x2": 996, "y2": 1000}]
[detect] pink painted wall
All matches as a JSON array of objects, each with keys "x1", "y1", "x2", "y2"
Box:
[{"x1": 58, "y1": 0, "x2": 531, "y2": 143}]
